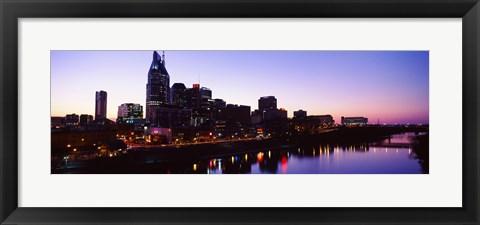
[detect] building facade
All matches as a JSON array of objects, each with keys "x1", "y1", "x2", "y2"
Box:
[
  {"x1": 258, "y1": 96, "x2": 277, "y2": 119},
  {"x1": 171, "y1": 83, "x2": 188, "y2": 108},
  {"x1": 79, "y1": 114, "x2": 93, "y2": 126},
  {"x1": 309, "y1": 115, "x2": 334, "y2": 126},
  {"x1": 264, "y1": 108, "x2": 288, "y2": 120},
  {"x1": 212, "y1": 98, "x2": 226, "y2": 120},
  {"x1": 292, "y1": 114, "x2": 334, "y2": 133},
  {"x1": 65, "y1": 114, "x2": 79, "y2": 126},
  {"x1": 293, "y1": 110, "x2": 307, "y2": 118},
  {"x1": 51, "y1": 116, "x2": 65, "y2": 127},
  {"x1": 117, "y1": 103, "x2": 143, "y2": 120},
  {"x1": 341, "y1": 116, "x2": 368, "y2": 126},
  {"x1": 186, "y1": 84, "x2": 213, "y2": 127},
  {"x1": 117, "y1": 103, "x2": 144, "y2": 125},
  {"x1": 95, "y1": 90, "x2": 107, "y2": 120},
  {"x1": 146, "y1": 51, "x2": 170, "y2": 126}
]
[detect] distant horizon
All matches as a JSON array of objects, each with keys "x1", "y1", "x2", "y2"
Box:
[{"x1": 51, "y1": 50, "x2": 429, "y2": 124}]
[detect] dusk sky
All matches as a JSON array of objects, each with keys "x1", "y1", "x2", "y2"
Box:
[{"x1": 51, "y1": 50, "x2": 429, "y2": 124}]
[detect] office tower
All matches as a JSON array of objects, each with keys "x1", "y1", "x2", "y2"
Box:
[
  {"x1": 152, "y1": 105, "x2": 191, "y2": 128},
  {"x1": 51, "y1": 117, "x2": 65, "y2": 127},
  {"x1": 65, "y1": 113, "x2": 79, "y2": 126},
  {"x1": 95, "y1": 90, "x2": 107, "y2": 120},
  {"x1": 294, "y1": 110, "x2": 307, "y2": 118},
  {"x1": 79, "y1": 114, "x2": 93, "y2": 126},
  {"x1": 251, "y1": 110, "x2": 262, "y2": 124},
  {"x1": 309, "y1": 115, "x2": 334, "y2": 126},
  {"x1": 277, "y1": 108, "x2": 288, "y2": 119},
  {"x1": 171, "y1": 83, "x2": 187, "y2": 108},
  {"x1": 258, "y1": 96, "x2": 277, "y2": 118},
  {"x1": 213, "y1": 98, "x2": 226, "y2": 120},
  {"x1": 117, "y1": 103, "x2": 143, "y2": 122},
  {"x1": 200, "y1": 87, "x2": 213, "y2": 115},
  {"x1": 146, "y1": 51, "x2": 170, "y2": 125},
  {"x1": 213, "y1": 99, "x2": 226, "y2": 109},
  {"x1": 200, "y1": 87, "x2": 212, "y2": 100},
  {"x1": 185, "y1": 84, "x2": 214, "y2": 127},
  {"x1": 222, "y1": 104, "x2": 251, "y2": 126},
  {"x1": 187, "y1": 84, "x2": 201, "y2": 109},
  {"x1": 264, "y1": 108, "x2": 288, "y2": 120}
]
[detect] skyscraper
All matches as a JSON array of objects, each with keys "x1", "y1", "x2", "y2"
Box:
[
  {"x1": 146, "y1": 51, "x2": 170, "y2": 125},
  {"x1": 186, "y1": 84, "x2": 201, "y2": 109},
  {"x1": 95, "y1": 90, "x2": 107, "y2": 120},
  {"x1": 200, "y1": 87, "x2": 213, "y2": 113},
  {"x1": 213, "y1": 98, "x2": 226, "y2": 120},
  {"x1": 171, "y1": 83, "x2": 187, "y2": 108},
  {"x1": 294, "y1": 110, "x2": 307, "y2": 118},
  {"x1": 213, "y1": 99, "x2": 226, "y2": 109},
  {"x1": 259, "y1": 96, "x2": 277, "y2": 112},
  {"x1": 186, "y1": 84, "x2": 214, "y2": 127},
  {"x1": 222, "y1": 104, "x2": 251, "y2": 126},
  {"x1": 117, "y1": 103, "x2": 146, "y2": 128},
  {"x1": 79, "y1": 114, "x2": 93, "y2": 126},
  {"x1": 117, "y1": 103, "x2": 143, "y2": 120},
  {"x1": 258, "y1": 96, "x2": 277, "y2": 119},
  {"x1": 65, "y1": 113, "x2": 79, "y2": 126}
]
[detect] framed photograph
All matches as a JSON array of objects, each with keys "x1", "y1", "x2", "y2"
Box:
[{"x1": 1, "y1": 0, "x2": 479, "y2": 224}]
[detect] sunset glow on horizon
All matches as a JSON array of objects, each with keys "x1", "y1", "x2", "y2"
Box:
[{"x1": 51, "y1": 50, "x2": 429, "y2": 124}]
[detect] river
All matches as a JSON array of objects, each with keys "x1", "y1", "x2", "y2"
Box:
[{"x1": 183, "y1": 132, "x2": 428, "y2": 174}]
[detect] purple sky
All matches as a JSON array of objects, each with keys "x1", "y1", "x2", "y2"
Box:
[{"x1": 51, "y1": 50, "x2": 429, "y2": 124}]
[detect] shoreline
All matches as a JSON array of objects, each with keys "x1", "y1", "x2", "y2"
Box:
[{"x1": 52, "y1": 127, "x2": 428, "y2": 174}]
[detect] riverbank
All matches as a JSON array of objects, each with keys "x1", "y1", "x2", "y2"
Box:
[{"x1": 52, "y1": 126, "x2": 428, "y2": 174}]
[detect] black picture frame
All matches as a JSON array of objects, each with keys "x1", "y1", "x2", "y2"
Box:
[{"x1": 1, "y1": 0, "x2": 479, "y2": 224}]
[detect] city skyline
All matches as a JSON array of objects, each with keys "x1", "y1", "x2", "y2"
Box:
[{"x1": 51, "y1": 50, "x2": 429, "y2": 124}]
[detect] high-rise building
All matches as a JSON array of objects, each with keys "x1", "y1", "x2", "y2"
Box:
[
  {"x1": 309, "y1": 115, "x2": 334, "y2": 125},
  {"x1": 150, "y1": 105, "x2": 191, "y2": 128},
  {"x1": 294, "y1": 110, "x2": 307, "y2": 118},
  {"x1": 171, "y1": 83, "x2": 187, "y2": 108},
  {"x1": 186, "y1": 84, "x2": 213, "y2": 127},
  {"x1": 146, "y1": 51, "x2": 170, "y2": 125},
  {"x1": 65, "y1": 113, "x2": 79, "y2": 126},
  {"x1": 292, "y1": 115, "x2": 334, "y2": 133},
  {"x1": 51, "y1": 117, "x2": 65, "y2": 127},
  {"x1": 201, "y1": 87, "x2": 212, "y2": 99},
  {"x1": 117, "y1": 103, "x2": 143, "y2": 123},
  {"x1": 213, "y1": 99, "x2": 226, "y2": 109},
  {"x1": 221, "y1": 104, "x2": 251, "y2": 126},
  {"x1": 258, "y1": 96, "x2": 277, "y2": 119},
  {"x1": 251, "y1": 110, "x2": 262, "y2": 124},
  {"x1": 95, "y1": 90, "x2": 107, "y2": 120},
  {"x1": 186, "y1": 84, "x2": 201, "y2": 109},
  {"x1": 215, "y1": 104, "x2": 251, "y2": 136},
  {"x1": 259, "y1": 96, "x2": 277, "y2": 112},
  {"x1": 79, "y1": 114, "x2": 93, "y2": 126},
  {"x1": 213, "y1": 98, "x2": 226, "y2": 120},
  {"x1": 277, "y1": 108, "x2": 288, "y2": 119},
  {"x1": 264, "y1": 108, "x2": 288, "y2": 120},
  {"x1": 200, "y1": 86, "x2": 213, "y2": 114}
]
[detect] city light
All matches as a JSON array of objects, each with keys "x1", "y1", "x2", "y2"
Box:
[{"x1": 50, "y1": 51, "x2": 429, "y2": 174}]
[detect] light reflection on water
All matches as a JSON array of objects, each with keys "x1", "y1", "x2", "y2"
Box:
[{"x1": 193, "y1": 132, "x2": 427, "y2": 174}]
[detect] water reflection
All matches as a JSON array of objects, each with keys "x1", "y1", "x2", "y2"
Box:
[{"x1": 184, "y1": 132, "x2": 427, "y2": 174}]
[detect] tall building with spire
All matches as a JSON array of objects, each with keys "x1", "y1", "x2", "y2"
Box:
[{"x1": 146, "y1": 51, "x2": 170, "y2": 125}]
